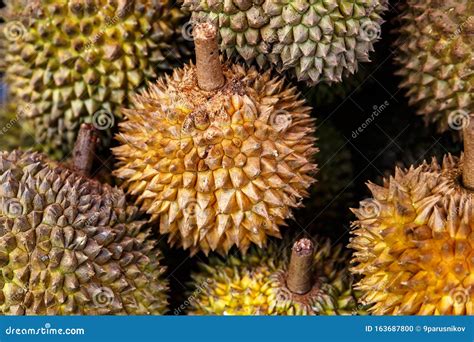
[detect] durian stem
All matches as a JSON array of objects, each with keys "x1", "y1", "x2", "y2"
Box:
[
  {"x1": 72, "y1": 123, "x2": 98, "y2": 177},
  {"x1": 463, "y1": 115, "x2": 474, "y2": 190},
  {"x1": 286, "y1": 238, "x2": 314, "y2": 295},
  {"x1": 194, "y1": 22, "x2": 225, "y2": 91}
]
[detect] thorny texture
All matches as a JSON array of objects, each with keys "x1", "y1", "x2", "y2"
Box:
[
  {"x1": 394, "y1": 0, "x2": 474, "y2": 133},
  {"x1": 0, "y1": 150, "x2": 168, "y2": 315},
  {"x1": 350, "y1": 155, "x2": 474, "y2": 315},
  {"x1": 188, "y1": 237, "x2": 361, "y2": 315},
  {"x1": 113, "y1": 62, "x2": 317, "y2": 255},
  {"x1": 0, "y1": 0, "x2": 190, "y2": 158},
  {"x1": 184, "y1": 0, "x2": 388, "y2": 85}
]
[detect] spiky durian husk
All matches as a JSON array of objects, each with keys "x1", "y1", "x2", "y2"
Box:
[
  {"x1": 350, "y1": 155, "x2": 474, "y2": 315},
  {"x1": 113, "y1": 62, "x2": 317, "y2": 255},
  {"x1": 0, "y1": 150, "x2": 168, "y2": 315},
  {"x1": 0, "y1": 102, "x2": 36, "y2": 152},
  {"x1": 188, "y1": 237, "x2": 362, "y2": 315},
  {"x1": 394, "y1": 0, "x2": 474, "y2": 133},
  {"x1": 183, "y1": 0, "x2": 388, "y2": 85},
  {"x1": 0, "y1": 0, "x2": 190, "y2": 158}
]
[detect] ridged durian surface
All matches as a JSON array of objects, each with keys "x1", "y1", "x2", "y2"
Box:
[
  {"x1": 394, "y1": 0, "x2": 474, "y2": 133},
  {"x1": 183, "y1": 0, "x2": 388, "y2": 85},
  {"x1": 0, "y1": 150, "x2": 168, "y2": 315},
  {"x1": 350, "y1": 155, "x2": 474, "y2": 315},
  {"x1": 0, "y1": 102, "x2": 36, "y2": 152},
  {"x1": 189, "y1": 237, "x2": 361, "y2": 315},
  {"x1": 114, "y1": 62, "x2": 317, "y2": 255},
  {"x1": 1, "y1": 0, "x2": 189, "y2": 157}
]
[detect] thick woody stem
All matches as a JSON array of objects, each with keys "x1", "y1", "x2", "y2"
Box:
[
  {"x1": 194, "y1": 22, "x2": 225, "y2": 91},
  {"x1": 72, "y1": 123, "x2": 98, "y2": 177},
  {"x1": 286, "y1": 238, "x2": 314, "y2": 295},
  {"x1": 463, "y1": 115, "x2": 474, "y2": 190}
]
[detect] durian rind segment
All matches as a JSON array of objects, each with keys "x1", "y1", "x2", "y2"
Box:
[
  {"x1": 394, "y1": 0, "x2": 474, "y2": 133},
  {"x1": 0, "y1": 150, "x2": 168, "y2": 315},
  {"x1": 0, "y1": 102, "x2": 36, "y2": 152},
  {"x1": 350, "y1": 155, "x2": 474, "y2": 315},
  {"x1": 183, "y1": 0, "x2": 388, "y2": 85},
  {"x1": 1, "y1": 0, "x2": 189, "y2": 157},
  {"x1": 114, "y1": 62, "x2": 317, "y2": 255},
  {"x1": 188, "y1": 237, "x2": 361, "y2": 315}
]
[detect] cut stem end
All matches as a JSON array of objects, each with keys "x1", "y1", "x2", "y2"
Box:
[
  {"x1": 286, "y1": 238, "x2": 315, "y2": 295},
  {"x1": 194, "y1": 22, "x2": 225, "y2": 91},
  {"x1": 72, "y1": 123, "x2": 98, "y2": 177}
]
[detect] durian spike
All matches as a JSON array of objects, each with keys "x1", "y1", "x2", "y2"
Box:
[
  {"x1": 72, "y1": 123, "x2": 98, "y2": 177},
  {"x1": 286, "y1": 238, "x2": 314, "y2": 295},
  {"x1": 193, "y1": 22, "x2": 225, "y2": 91},
  {"x1": 462, "y1": 115, "x2": 474, "y2": 190}
]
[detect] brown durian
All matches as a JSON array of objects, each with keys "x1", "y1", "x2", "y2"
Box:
[
  {"x1": 393, "y1": 0, "x2": 473, "y2": 133},
  {"x1": 113, "y1": 23, "x2": 318, "y2": 255},
  {"x1": 0, "y1": 124, "x2": 169, "y2": 315}
]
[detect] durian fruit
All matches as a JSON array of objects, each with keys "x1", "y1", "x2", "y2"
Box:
[
  {"x1": 0, "y1": 0, "x2": 190, "y2": 158},
  {"x1": 394, "y1": 0, "x2": 474, "y2": 133},
  {"x1": 188, "y1": 237, "x2": 363, "y2": 315},
  {"x1": 349, "y1": 118, "x2": 474, "y2": 315},
  {"x1": 183, "y1": 0, "x2": 388, "y2": 85},
  {"x1": 0, "y1": 101, "x2": 36, "y2": 152},
  {"x1": 0, "y1": 124, "x2": 168, "y2": 315},
  {"x1": 113, "y1": 23, "x2": 317, "y2": 255}
]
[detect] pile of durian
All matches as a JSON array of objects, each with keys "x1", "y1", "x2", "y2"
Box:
[{"x1": 0, "y1": 0, "x2": 471, "y2": 316}]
